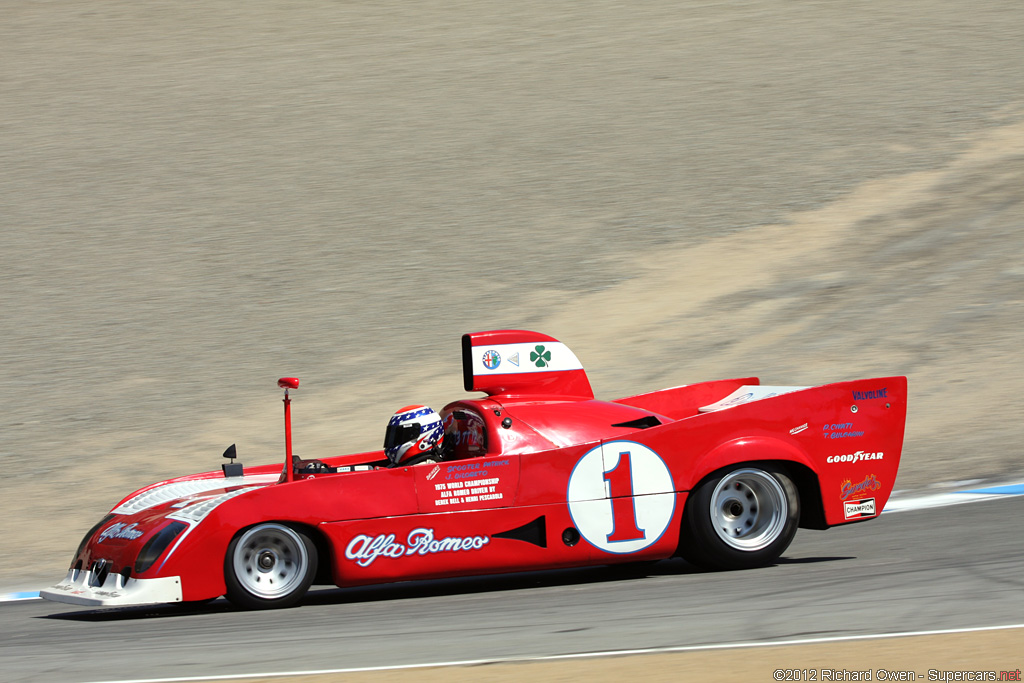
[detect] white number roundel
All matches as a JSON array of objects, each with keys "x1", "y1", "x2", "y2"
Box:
[{"x1": 567, "y1": 441, "x2": 675, "y2": 554}]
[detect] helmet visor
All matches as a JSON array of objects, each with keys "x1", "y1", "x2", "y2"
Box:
[{"x1": 383, "y1": 423, "x2": 421, "y2": 451}]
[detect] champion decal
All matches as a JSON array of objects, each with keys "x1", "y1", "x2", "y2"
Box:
[{"x1": 844, "y1": 498, "x2": 876, "y2": 519}]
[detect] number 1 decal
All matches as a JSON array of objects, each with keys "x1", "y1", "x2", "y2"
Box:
[
  {"x1": 604, "y1": 452, "x2": 646, "y2": 543},
  {"x1": 567, "y1": 441, "x2": 676, "y2": 554}
]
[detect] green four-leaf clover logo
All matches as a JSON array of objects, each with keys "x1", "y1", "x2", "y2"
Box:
[{"x1": 530, "y1": 344, "x2": 552, "y2": 368}]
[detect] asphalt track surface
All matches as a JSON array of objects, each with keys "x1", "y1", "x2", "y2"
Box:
[{"x1": 4, "y1": 496, "x2": 1023, "y2": 683}]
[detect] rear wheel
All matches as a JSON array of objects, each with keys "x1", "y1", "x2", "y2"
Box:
[
  {"x1": 679, "y1": 465, "x2": 799, "y2": 570},
  {"x1": 224, "y1": 523, "x2": 317, "y2": 610}
]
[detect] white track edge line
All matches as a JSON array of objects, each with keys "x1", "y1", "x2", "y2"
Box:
[{"x1": 84, "y1": 622, "x2": 1024, "y2": 683}]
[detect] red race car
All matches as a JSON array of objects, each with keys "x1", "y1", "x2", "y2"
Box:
[{"x1": 42, "y1": 330, "x2": 907, "y2": 610}]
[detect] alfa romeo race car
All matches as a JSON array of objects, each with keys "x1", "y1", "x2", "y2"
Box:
[{"x1": 42, "y1": 330, "x2": 907, "y2": 610}]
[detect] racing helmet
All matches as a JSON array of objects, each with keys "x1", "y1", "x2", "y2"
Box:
[{"x1": 383, "y1": 405, "x2": 445, "y2": 466}]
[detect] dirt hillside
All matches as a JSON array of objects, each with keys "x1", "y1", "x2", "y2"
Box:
[{"x1": 1, "y1": 0, "x2": 1022, "y2": 581}]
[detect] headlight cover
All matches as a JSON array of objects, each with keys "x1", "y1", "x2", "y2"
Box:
[{"x1": 134, "y1": 521, "x2": 188, "y2": 575}]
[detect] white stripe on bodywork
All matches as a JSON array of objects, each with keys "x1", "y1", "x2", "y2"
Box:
[
  {"x1": 111, "y1": 474, "x2": 278, "y2": 515},
  {"x1": 698, "y1": 385, "x2": 810, "y2": 413},
  {"x1": 471, "y1": 341, "x2": 582, "y2": 375},
  {"x1": 166, "y1": 487, "x2": 262, "y2": 525},
  {"x1": 158, "y1": 485, "x2": 271, "y2": 570}
]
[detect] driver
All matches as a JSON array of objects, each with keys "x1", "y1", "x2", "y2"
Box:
[{"x1": 383, "y1": 405, "x2": 446, "y2": 467}]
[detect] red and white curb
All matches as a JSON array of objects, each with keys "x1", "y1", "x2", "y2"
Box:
[{"x1": 0, "y1": 589, "x2": 41, "y2": 602}]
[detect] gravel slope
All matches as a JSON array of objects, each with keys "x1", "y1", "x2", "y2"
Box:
[{"x1": 1, "y1": 0, "x2": 1022, "y2": 579}]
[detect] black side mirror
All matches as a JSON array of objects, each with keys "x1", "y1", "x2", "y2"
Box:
[{"x1": 222, "y1": 444, "x2": 243, "y2": 478}]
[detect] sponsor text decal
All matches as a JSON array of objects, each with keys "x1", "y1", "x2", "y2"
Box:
[{"x1": 345, "y1": 528, "x2": 489, "y2": 567}]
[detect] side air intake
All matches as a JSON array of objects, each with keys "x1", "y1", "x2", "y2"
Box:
[{"x1": 493, "y1": 516, "x2": 547, "y2": 548}]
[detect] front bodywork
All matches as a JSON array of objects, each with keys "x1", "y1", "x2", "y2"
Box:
[
  {"x1": 41, "y1": 474, "x2": 279, "y2": 605},
  {"x1": 43, "y1": 570, "x2": 183, "y2": 607}
]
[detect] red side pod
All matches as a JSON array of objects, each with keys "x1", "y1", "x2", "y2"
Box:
[{"x1": 462, "y1": 330, "x2": 594, "y2": 400}]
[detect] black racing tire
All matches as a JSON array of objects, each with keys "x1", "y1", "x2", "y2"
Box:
[
  {"x1": 679, "y1": 464, "x2": 799, "y2": 570},
  {"x1": 224, "y1": 523, "x2": 317, "y2": 610}
]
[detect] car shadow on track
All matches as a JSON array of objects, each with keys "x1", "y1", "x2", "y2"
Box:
[
  {"x1": 305, "y1": 558, "x2": 697, "y2": 607},
  {"x1": 38, "y1": 555, "x2": 853, "y2": 621},
  {"x1": 775, "y1": 556, "x2": 854, "y2": 565}
]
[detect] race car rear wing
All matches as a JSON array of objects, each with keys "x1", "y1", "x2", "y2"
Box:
[{"x1": 462, "y1": 330, "x2": 594, "y2": 400}]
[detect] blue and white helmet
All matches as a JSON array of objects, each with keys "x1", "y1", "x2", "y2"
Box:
[{"x1": 383, "y1": 405, "x2": 445, "y2": 466}]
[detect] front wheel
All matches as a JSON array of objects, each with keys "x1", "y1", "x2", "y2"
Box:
[
  {"x1": 679, "y1": 465, "x2": 799, "y2": 570},
  {"x1": 224, "y1": 523, "x2": 317, "y2": 610}
]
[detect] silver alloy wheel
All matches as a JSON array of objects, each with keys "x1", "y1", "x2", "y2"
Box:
[
  {"x1": 231, "y1": 524, "x2": 309, "y2": 599},
  {"x1": 709, "y1": 468, "x2": 788, "y2": 551}
]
